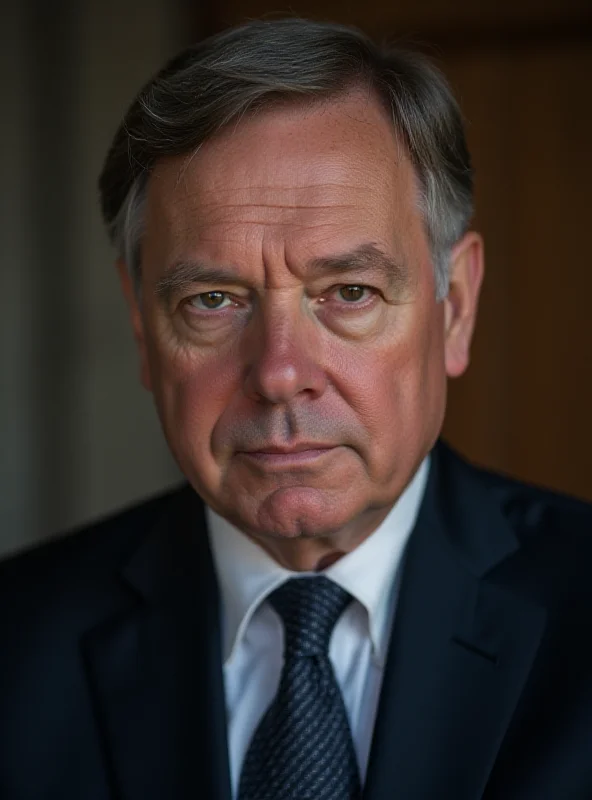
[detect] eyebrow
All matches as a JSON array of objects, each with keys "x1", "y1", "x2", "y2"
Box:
[
  {"x1": 155, "y1": 263, "x2": 240, "y2": 301},
  {"x1": 307, "y1": 243, "x2": 410, "y2": 293},
  {"x1": 154, "y1": 242, "x2": 410, "y2": 301}
]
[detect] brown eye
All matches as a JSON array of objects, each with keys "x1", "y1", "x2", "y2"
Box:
[
  {"x1": 191, "y1": 291, "x2": 230, "y2": 310},
  {"x1": 338, "y1": 285, "x2": 366, "y2": 302}
]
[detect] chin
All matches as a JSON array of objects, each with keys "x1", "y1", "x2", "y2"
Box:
[{"x1": 246, "y1": 485, "x2": 365, "y2": 539}]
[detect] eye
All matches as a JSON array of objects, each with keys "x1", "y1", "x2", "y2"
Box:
[
  {"x1": 336, "y1": 285, "x2": 372, "y2": 303},
  {"x1": 189, "y1": 291, "x2": 233, "y2": 311}
]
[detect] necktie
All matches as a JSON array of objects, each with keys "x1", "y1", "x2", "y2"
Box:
[{"x1": 238, "y1": 576, "x2": 362, "y2": 800}]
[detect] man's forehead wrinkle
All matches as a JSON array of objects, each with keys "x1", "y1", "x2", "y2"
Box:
[
  {"x1": 178, "y1": 219, "x2": 365, "y2": 235},
  {"x1": 163, "y1": 189, "x2": 376, "y2": 233},
  {"x1": 193, "y1": 185, "x2": 376, "y2": 210},
  {"x1": 170, "y1": 200, "x2": 375, "y2": 233},
  {"x1": 203, "y1": 203, "x2": 358, "y2": 211},
  {"x1": 196, "y1": 181, "x2": 376, "y2": 195}
]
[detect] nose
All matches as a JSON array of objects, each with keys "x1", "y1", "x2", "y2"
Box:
[{"x1": 242, "y1": 300, "x2": 327, "y2": 404}]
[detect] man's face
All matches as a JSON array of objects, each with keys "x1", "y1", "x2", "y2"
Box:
[{"x1": 122, "y1": 91, "x2": 480, "y2": 547}]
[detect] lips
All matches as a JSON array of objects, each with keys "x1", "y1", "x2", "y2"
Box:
[
  {"x1": 238, "y1": 444, "x2": 338, "y2": 467},
  {"x1": 244, "y1": 444, "x2": 334, "y2": 455}
]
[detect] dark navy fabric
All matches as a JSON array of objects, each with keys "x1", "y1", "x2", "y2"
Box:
[
  {"x1": 1, "y1": 441, "x2": 592, "y2": 799},
  {"x1": 238, "y1": 577, "x2": 361, "y2": 800}
]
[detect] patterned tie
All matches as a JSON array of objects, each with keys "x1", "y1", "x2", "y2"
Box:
[{"x1": 238, "y1": 576, "x2": 362, "y2": 800}]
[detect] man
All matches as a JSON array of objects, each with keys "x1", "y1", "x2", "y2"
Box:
[{"x1": 1, "y1": 17, "x2": 591, "y2": 800}]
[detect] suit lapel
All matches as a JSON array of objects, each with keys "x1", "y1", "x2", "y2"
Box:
[
  {"x1": 82, "y1": 488, "x2": 232, "y2": 800},
  {"x1": 364, "y1": 445, "x2": 547, "y2": 800}
]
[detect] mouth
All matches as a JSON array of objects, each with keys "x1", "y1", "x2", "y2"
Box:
[{"x1": 238, "y1": 444, "x2": 338, "y2": 467}]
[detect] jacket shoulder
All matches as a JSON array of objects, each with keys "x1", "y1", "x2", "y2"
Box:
[
  {"x1": 472, "y1": 457, "x2": 592, "y2": 538},
  {"x1": 439, "y1": 440, "x2": 592, "y2": 531},
  {"x1": 440, "y1": 444, "x2": 592, "y2": 604},
  {"x1": 0, "y1": 483, "x2": 190, "y2": 604}
]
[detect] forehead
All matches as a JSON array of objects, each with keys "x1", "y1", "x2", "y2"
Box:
[{"x1": 143, "y1": 92, "x2": 425, "y2": 271}]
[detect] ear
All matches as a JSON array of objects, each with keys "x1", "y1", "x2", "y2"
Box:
[
  {"x1": 443, "y1": 231, "x2": 485, "y2": 378},
  {"x1": 116, "y1": 259, "x2": 153, "y2": 392}
]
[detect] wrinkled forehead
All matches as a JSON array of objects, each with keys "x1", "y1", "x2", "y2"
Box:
[
  {"x1": 142, "y1": 92, "x2": 426, "y2": 271},
  {"x1": 148, "y1": 92, "x2": 416, "y2": 206}
]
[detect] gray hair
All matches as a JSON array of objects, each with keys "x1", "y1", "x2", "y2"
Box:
[{"x1": 99, "y1": 18, "x2": 473, "y2": 299}]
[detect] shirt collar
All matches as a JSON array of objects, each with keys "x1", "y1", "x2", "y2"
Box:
[{"x1": 207, "y1": 456, "x2": 430, "y2": 668}]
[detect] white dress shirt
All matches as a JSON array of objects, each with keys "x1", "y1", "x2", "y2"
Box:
[{"x1": 206, "y1": 457, "x2": 429, "y2": 797}]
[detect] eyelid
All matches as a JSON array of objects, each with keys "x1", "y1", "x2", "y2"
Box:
[
  {"x1": 186, "y1": 290, "x2": 237, "y2": 312},
  {"x1": 322, "y1": 284, "x2": 378, "y2": 303},
  {"x1": 183, "y1": 283, "x2": 250, "y2": 298}
]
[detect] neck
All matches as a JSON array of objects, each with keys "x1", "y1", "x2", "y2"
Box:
[{"x1": 245, "y1": 505, "x2": 392, "y2": 571}]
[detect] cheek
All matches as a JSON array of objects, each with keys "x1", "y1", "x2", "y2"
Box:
[
  {"x1": 335, "y1": 307, "x2": 447, "y2": 475},
  {"x1": 143, "y1": 328, "x2": 240, "y2": 475}
]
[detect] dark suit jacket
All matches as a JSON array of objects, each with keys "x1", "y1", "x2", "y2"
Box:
[{"x1": 1, "y1": 441, "x2": 592, "y2": 799}]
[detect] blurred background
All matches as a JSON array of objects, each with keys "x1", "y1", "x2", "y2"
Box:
[{"x1": 1, "y1": 0, "x2": 591, "y2": 558}]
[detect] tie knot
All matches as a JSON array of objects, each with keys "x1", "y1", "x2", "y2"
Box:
[{"x1": 268, "y1": 576, "x2": 353, "y2": 658}]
